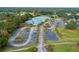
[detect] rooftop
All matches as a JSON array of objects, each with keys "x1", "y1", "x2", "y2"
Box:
[{"x1": 25, "y1": 16, "x2": 50, "y2": 25}]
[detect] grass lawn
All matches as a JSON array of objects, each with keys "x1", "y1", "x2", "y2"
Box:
[
  {"x1": 2, "y1": 42, "x2": 36, "y2": 52},
  {"x1": 54, "y1": 44, "x2": 79, "y2": 52},
  {"x1": 46, "y1": 40, "x2": 79, "y2": 52},
  {"x1": 15, "y1": 47, "x2": 37, "y2": 52},
  {"x1": 56, "y1": 24, "x2": 79, "y2": 42}
]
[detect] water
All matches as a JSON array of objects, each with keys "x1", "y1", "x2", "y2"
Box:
[
  {"x1": 47, "y1": 18, "x2": 65, "y2": 41},
  {"x1": 8, "y1": 17, "x2": 66, "y2": 48},
  {"x1": 45, "y1": 29, "x2": 58, "y2": 41}
]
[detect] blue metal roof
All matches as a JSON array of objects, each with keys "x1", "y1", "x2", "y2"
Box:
[{"x1": 26, "y1": 16, "x2": 50, "y2": 25}]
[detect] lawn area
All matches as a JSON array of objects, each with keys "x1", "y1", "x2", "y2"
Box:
[
  {"x1": 54, "y1": 44, "x2": 79, "y2": 52},
  {"x1": 56, "y1": 24, "x2": 79, "y2": 42},
  {"x1": 15, "y1": 47, "x2": 37, "y2": 52},
  {"x1": 2, "y1": 42, "x2": 36, "y2": 52},
  {"x1": 46, "y1": 40, "x2": 79, "y2": 52}
]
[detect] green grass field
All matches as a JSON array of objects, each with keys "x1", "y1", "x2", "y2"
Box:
[
  {"x1": 15, "y1": 47, "x2": 37, "y2": 52},
  {"x1": 56, "y1": 24, "x2": 79, "y2": 42},
  {"x1": 46, "y1": 40, "x2": 79, "y2": 52},
  {"x1": 2, "y1": 42, "x2": 36, "y2": 52},
  {"x1": 54, "y1": 44, "x2": 79, "y2": 52}
]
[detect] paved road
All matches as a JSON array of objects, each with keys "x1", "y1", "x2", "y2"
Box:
[
  {"x1": 8, "y1": 18, "x2": 68, "y2": 51},
  {"x1": 8, "y1": 27, "x2": 36, "y2": 47},
  {"x1": 37, "y1": 18, "x2": 65, "y2": 52},
  {"x1": 8, "y1": 27, "x2": 26, "y2": 44},
  {"x1": 48, "y1": 18, "x2": 65, "y2": 30},
  {"x1": 37, "y1": 27, "x2": 46, "y2": 52}
]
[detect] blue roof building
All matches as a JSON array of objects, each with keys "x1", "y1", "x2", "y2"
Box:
[{"x1": 25, "y1": 16, "x2": 50, "y2": 25}]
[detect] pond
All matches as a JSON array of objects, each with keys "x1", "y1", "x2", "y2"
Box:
[{"x1": 45, "y1": 29, "x2": 58, "y2": 41}]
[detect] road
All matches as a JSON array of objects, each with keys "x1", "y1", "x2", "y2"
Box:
[
  {"x1": 48, "y1": 18, "x2": 65, "y2": 30},
  {"x1": 37, "y1": 27, "x2": 46, "y2": 52},
  {"x1": 52, "y1": 42, "x2": 78, "y2": 45},
  {"x1": 8, "y1": 18, "x2": 66, "y2": 51},
  {"x1": 8, "y1": 27, "x2": 36, "y2": 47},
  {"x1": 37, "y1": 18, "x2": 65, "y2": 52},
  {"x1": 48, "y1": 21, "x2": 57, "y2": 30}
]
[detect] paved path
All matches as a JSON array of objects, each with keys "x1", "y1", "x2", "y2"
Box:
[
  {"x1": 8, "y1": 27, "x2": 36, "y2": 47},
  {"x1": 54, "y1": 42, "x2": 78, "y2": 45},
  {"x1": 37, "y1": 27, "x2": 46, "y2": 52},
  {"x1": 8, "y1": 47, "x2": 32, "y2": 52},
  {"x1": 48, "y1": 18, "x2": 65, "y2": 30},
  {"x1": 8, "y1": 18, "x2": 70, "y2": 51}
]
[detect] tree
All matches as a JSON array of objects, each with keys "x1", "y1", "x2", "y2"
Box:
[
  {"x1": 0, "y1": 37, "x2": 7, "y2": 48},
  {"x1": 66, "y1": 21, "x2": 77, "y2": 30}
]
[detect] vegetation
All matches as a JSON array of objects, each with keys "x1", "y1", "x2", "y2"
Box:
[
  {"x1": 0, "y1": 11, "x2": 33, "y2": 49},
  {"x1": 56, "y1": 22, "x2": 79, "y2": 42},
  {"x1": 54, "y1": 44, "x2": 79, "y2": 52},
  {"x1": 16, "y1": 47, "x2": 37, "y2": 52},
  {"x1": 66, "y1": 21, "x2": 78, "y2": 30},
  {"x1": 46, "y1": 41, "x2": 79, "y2": 52},
  {"x1": 0, "y1": 8, "x2": 79, "y2": 52}
]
